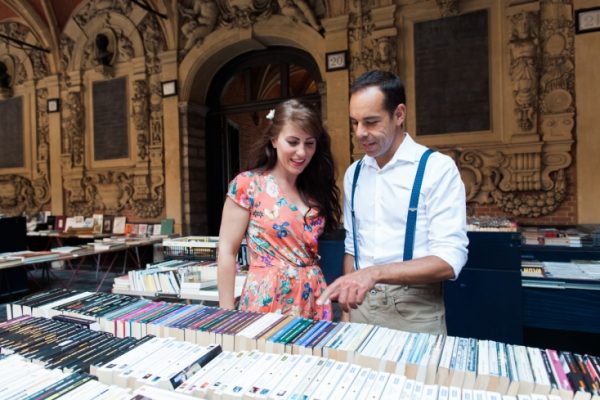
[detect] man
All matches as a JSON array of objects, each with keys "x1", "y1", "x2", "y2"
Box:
[{"x1": 317, "y1": 70, "x2": 468, "y2": 334}]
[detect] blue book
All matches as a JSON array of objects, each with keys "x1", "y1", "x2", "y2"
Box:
[{"x1": 267, "y1": 317, "x2": 303, "y2": 343}]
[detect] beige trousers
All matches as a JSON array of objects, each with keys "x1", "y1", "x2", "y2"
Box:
[{"x1": 350, "y1": 283, "x2": 447, "y2": 335}]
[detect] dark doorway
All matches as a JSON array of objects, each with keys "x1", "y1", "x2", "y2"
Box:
[{"x1": 205, "y1": 47, "x2": 322, "y2": 234}]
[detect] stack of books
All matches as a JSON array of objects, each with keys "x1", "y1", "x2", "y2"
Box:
[
  {"x1": 521, "y1": 227, "x2": 589, "y2": 248},
  {"x1": 0, "y1": 353, "x2": 132, "y2": 399},
  {"x1": 467, "y1": 217, "x2": 518, "y2": 232},
  {"x1": 111, "y1": 259, "x2": 220, "y2": 297}
]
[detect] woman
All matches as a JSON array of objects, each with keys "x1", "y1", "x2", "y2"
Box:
[{"x1": 217, "y1": 99, "x2": 341, "y2": 320}]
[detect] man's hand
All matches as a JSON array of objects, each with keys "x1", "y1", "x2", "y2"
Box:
[{"x1": 317, "y1": 267, "x2": 378, "y2": 312}]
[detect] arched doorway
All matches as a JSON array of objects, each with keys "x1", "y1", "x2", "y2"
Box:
[{"x1": 205, "y1": 46, "x2": 322, "y2": 233}]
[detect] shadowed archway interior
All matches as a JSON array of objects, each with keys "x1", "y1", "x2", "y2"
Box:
[{"x1": 204, "y1": 46, "x2": 322, "y2": 233}]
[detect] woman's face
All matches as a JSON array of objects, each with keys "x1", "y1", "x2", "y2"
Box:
[{"x1": 271, "y1": 121, "x2": 317, "y2": 178}]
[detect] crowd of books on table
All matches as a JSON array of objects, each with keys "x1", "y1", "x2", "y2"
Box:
[
  {"x1": 466, "y1": 217, "x2": 519, "y2": 232},
  {"x1": 521, "y1": 259, "x2": 600, "y2": 280},
  {"x1": 2, "y1": 289, "x2": 599, "y2": 400},
  {"x1": 30, "y1": 212, "x2": 175, "y2": 239},
  {"x1": 112, "y1": 259, "x2": 219, "y2": 297},
  {"x1": 465, "y1": 219, "x2": 599, "y2": 250},
  {"x1": 0, "y1": 215, "x2": 175, "y2": 270},
  {"x1": 110, "y1": 236, "x2": 248, "y2": 299},
  {"x1": 520, "y1": 227, "x2": 597, "y2": 248}
]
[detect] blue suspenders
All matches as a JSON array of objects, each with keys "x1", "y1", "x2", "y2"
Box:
[
  {"x1": 351, "y1": 160, "x2": 364, "y2": 271},
  {"x1": 351, "y1": 149, "x2": 434, "y2": 271}
]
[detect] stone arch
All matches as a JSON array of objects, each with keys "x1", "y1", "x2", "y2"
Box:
[
  {"x1": 177, "y1": 15, "x2": 326, "y2": 233},
  {"x1": 179, "y1": 15, "x2": 325, "y2": 104}
]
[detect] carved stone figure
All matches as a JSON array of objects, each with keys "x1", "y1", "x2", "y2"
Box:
[
  {"x1": 179, "y1": 0, "x2": 219, "y2": 51},
  {"x1": 63, "y1": 92, "x2": 85, "y2": 166},
  {"x1": 540, "y1": 55, "x2": 573, "y2": 93},
  {"x1": 95, "y1": 33, "x2": 114, "y2": 66},
  {"x1": 217, "y1": 0, "x2": 273, "y2": 29},
  {"x1": 277, "y1": 0, "x2": 321, "y2": 31},
  {"x1": 372, "y1": 36, "x2": 396, "y2": 72},
  {"x1": 132, "y1": 81, "x2": 149, "y2": 131},
  {"x1": 0, "y1": 61, "x2": 11, "y2": 88},
  {"x1": 436, "y1": 0, "x2": 459, "y2": 17},
  {"x1": 509, "y1": 12, "x2": 538, "y2": 131},
  {"x1": 116, "y1": 31, "x2": 134, "y2": 62},
  {"x1": 59, "y1": 36, "x2": 74, "y2": 71}
]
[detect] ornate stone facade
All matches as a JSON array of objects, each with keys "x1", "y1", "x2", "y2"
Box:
[
  {"x1": 59, "y1": 2, "x2": 167, "y2": 218},
  {"x1": 0, "y1": 0, "x2": 584, "y2": 225},
  {"x1": 0, "y1": 22, "x2": 51, "y2": 216}
]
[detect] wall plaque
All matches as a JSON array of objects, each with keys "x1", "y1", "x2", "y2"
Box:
[
  {"x1": 93, "y1": 77, "x2": 129, "y2": 160},
  {"x1": 0, "y1": 97, "x2": 24, "y2": 169},
  {"x1": 414, "y1": 10, "x2": 490, "y2": 136}
]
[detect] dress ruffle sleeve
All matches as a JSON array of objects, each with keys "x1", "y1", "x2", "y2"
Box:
[{"x1": 227, "y1": 171, "x2": 256, "y2": 210}]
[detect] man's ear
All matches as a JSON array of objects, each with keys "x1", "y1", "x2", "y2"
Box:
[{"x1": 395, "y1": 104, "x2": 406, "y2": 127}]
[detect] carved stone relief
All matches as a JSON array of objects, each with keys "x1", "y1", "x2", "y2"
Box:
[
  {"x1": 33, "y1": 89, "x2": 51, "y2": 208},
  {"x1": 509, "y1": 11, "x2": 539, "y2": 133},
  {"x1": 0, "y1": 22, "x2": 51, "y2": 216},
  {"x1": 139, "y1": 15, "x2": 166, "y2": 74},
  {"x1": 276, "y1": 0, "x2": 322, "y2": 30},
  {"x1": 60, "y1": 4, "x2": 166, "y2": 218},
  {"x1": 74, "y1": 0, "x2": 133, "y2": 29},
  {"x1": 178, "y1": 0, "x2": 220, "y2": 58},
  {"x1": 132, "y1": 80, "x2": 149, "y2": 160},
  {"x1": 216, "y1": 0, "x2": 273, "y2": 29},
  {"x1": 440, "y1": 1, "x2": 574, "y2": 218},
  {"x1": 116, "y1": 29, "x2": 134, "y2": 62},
  {"x1": 345, "y1": 1, "x2": 575, "y2": 218},
  {"x1": 59, "y1": 35, "x2": 75, "y2": 72},
  {"x1": 87, "y1": 171, "x2": 133, "y2": 214},
  {"x1": 62, "y1": 91, "x2": 85, "y2": 168},
  {"x1": 347, "y1": 3, "x2": 397, "y2": 158},
  {"x1": 13, "y1": 58, "x2": 27, "y2": 86},
  {"x1": 348, "y1": 3, "x2": 397, "y2": 81},
  {"x1": 436, "y1": 0, "x2": 460, "y2": 17},
  {"x1": 0, "y1": 175, "x2": 47, "y2": 215}
]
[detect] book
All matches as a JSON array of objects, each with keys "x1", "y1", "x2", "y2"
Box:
[
  {"x1": 102, "y1": 215, "x2": 114, "y2": 234},
  {"x1": 561, "y1": 351, "x2": 592, "y2": 400},
  {"x1": 55, "y1": 215, "x2": 67, "y2": 232},
  {"x1": 161, "y1": 218, "x2": 175, "y2": 235},
  {"x1": 112, "y1": 216, "x2": 126, "y2": 235},
  {"x1": 327, "y1": 362, "x2": 363, "y2": 399},
  {"x1": 92, "y1": 214, "x2": 104, "y2": 234}
]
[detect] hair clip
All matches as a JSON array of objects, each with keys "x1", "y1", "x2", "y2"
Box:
[{"x1": 266, "y1": 109, "x2": 275, "y2": 120}]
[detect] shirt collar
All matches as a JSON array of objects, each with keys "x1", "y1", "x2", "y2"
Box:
[{"x1": 362, "y1": 132, "x2": 421, "y2": 170}]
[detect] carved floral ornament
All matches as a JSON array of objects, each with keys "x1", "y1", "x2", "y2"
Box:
[
  {"x1": 446, "y1": 147, "x2": 570, "y2": 218},
  {"x1": 0, "y1": 175, "x2": 49, "y2": 216}
]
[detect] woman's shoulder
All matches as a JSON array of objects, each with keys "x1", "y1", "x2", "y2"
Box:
[
  {"x1": 233, "y1": 168, "x2": 268, "y2": 182},
  {"x1": 229, "y1": 169, "x2": 271, "y2": 194}
]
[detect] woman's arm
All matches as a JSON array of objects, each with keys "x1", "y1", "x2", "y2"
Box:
[{"x1": 217, "y1": 197, "x2": 250, "y2": 309}]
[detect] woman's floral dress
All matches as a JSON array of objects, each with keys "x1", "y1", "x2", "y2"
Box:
[{"x1": 228, "y1": 170, "x2": 332, "y2": 320}]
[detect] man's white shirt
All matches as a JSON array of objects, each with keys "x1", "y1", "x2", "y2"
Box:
[{"x1": 343, "y1": 133, "x2": 468, "y2": 278}]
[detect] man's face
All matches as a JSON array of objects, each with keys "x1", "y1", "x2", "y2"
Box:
[{"x1": 349, "y1": 86, "x2": 405, "y2": 167}]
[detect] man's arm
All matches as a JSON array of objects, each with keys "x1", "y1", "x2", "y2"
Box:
[{"x1": 318, "y1": 255, "x2": 454, "y2": 312}]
